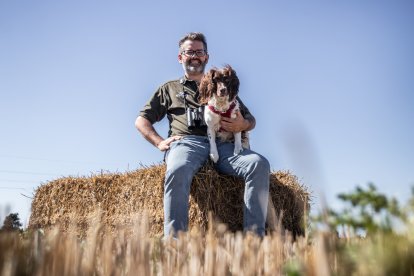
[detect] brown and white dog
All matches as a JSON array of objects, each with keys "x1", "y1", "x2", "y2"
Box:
[{"x1": 199, "y1": 65, "x2": 248, "y2": 163}]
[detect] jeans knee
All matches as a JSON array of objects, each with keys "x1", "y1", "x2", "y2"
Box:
[
  {"x1": 260, "y1": 156, "x2": 271, "y2": 173},
  {"x1": 166, "y1": 162, "x2": 193, "y2": 179},
  {"x1": 247, "y1": 154, "x2": 270, "y2": 176},
  {"x1": 165, "y1": 163, "x2": 195, "y2": 191}
]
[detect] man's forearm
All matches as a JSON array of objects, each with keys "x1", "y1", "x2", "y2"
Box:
[
  {"x1": 135, "y1": 116, "x2": 164, "y2": 148},
  {"x1": 244, "y1": 115, "x2": 256, "y2": 131}
]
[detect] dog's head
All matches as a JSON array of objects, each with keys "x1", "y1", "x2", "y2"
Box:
[{"x1": 199, "y1": 65, "x2": 240, "y2": 104}]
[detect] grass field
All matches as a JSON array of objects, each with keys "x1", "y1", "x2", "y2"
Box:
[
  {"x1": 1, "y1": 212, "x2": 413, "y2": 276},
  {"x1": 2, "y1": 182, "x2": 414, "y2": 275}
]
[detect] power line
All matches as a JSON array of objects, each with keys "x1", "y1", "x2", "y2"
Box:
[
  {"x1": 21, "y1": 193, "x2": 33, "y2": 199},
  {"x1": 0, "y1": 179, "x2": 40, "y2": 184},
  {"x1": 0, "y1": 187, "x2": 29, "y2": 190},
  {"x1": 0, "y1": 169, "x2": 59, "y2": 176},
  {"x1": 0, "y1": 154, "x2": 122, "y2": 166}
]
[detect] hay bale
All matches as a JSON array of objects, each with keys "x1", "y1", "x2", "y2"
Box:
[{"x1": 29, "y1": 163, "x2": 310, "y2": 237}]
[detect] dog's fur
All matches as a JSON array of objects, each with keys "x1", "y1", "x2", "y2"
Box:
[{"x1": 199, "y1": 65, "x2": 248, "y2": 163}]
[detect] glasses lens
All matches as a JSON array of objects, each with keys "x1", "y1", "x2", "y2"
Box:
[
  {"x1": 195, "y1": 50, "x2": 206, "y2": 57},
  {"x1": 182, "y1": 50, "x2": 206, "y2": 57},
  {"x1": 182, "y1": 50, "x2": 194, "y2": 57}
]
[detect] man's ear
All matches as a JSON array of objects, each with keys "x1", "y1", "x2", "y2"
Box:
[{"x1": 178, "y1": 53, "x2": 183, "y2": 64}]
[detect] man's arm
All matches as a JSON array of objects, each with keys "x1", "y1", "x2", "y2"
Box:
[
  {"x1": 220, "y1": 111, "x2": 256, "y2": 132},
  {"x1": 243, "y1": 113, "x2": 256, "y2": 131},
  {"x1": 135, "y1": 116, "x2": 181, "y2": 151}
]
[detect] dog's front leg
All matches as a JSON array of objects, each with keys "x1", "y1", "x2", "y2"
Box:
[
  {"x1": 233, "y1": 131, "x2": 243, "y2": 155},
  {"x1": 207, "y1": 127, "x2": 219, "y2": 163}
]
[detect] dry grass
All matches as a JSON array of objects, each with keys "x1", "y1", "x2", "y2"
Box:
[
  {"x1": 29, "y1": 163, "x2": 310, "y2": 238},
  {"x1": 14, "y1": 164, "x2": 412, "y2": 275},
  {"x1": 2, "y1": 215, "x2": 414, "y2": 276},
  {"x1": 2, "y1": 215, "x2": 311, "y2": 276}
]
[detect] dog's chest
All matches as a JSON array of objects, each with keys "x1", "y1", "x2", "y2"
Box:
[{"x1": 205, "y1": 101, "x2": 239, "y2": 134}]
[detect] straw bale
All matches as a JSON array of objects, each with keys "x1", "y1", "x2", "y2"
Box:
[{"x1": 29, "y1": 163, "x2": 310, "y2": 237}]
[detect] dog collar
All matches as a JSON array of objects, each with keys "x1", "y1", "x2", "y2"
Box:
[{"x1": 208, "y1": 101, "x2": 237, "y2": 118}]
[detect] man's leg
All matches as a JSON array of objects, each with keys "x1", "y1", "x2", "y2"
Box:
[
  {"x1": 216, "y1": 141, "x2": 270, "y2": 236},
  {"x1": 164, "y1": 135, "x2": 210, "y2": 237}
]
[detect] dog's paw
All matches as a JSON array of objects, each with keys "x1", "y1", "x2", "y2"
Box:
[
  {"x1": 210, "y1": 152, "x2": 219, "y2": 163},
  {"x1": 234, "y1": 145, "x2": 243, "y2": 155}
]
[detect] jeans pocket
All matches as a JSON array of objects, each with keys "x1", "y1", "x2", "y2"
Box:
[{"x1": 164, "y1": 140, "x2": 181, "y2": 162}]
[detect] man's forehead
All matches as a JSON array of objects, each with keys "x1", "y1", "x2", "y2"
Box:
[{"x1": 181, "y1": 40, "x2": 205, "y2": 49}]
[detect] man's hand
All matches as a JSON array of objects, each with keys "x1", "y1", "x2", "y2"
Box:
[
  {"x1": 220, "y1": 110, "x2": 249, "y2": 132},
  {"x1": 157, "y1": 136, "x2": 182, "y2": 151},
  {"x1": 135, "y1": 116, "x2": 183, "y2": 151}
]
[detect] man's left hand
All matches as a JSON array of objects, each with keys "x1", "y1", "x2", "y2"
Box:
[{"x1": 220, "y1": 110, "x2": 249, "y2": 132}]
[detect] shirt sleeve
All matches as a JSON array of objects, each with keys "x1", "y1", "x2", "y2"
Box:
[
  {"x1": 139, "y1": 85, "x2": 170, "y2": 124},
  {"x1": 237, "y1": 96, "x2": 254, "y2": 119}
]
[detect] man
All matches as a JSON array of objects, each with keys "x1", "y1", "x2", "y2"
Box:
[{"x1": 135, "y1": 32, "x2": 269, "y2": 237}]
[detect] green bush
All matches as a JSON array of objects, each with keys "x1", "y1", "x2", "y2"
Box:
[{"x1": 313, "y1": 183, "x2": 413, "y2": 236}]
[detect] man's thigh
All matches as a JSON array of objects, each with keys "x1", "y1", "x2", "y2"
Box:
[
  {"x1": 165, "y1": 135, "x2": 210, "y2": 171},
  {"x1": 215, "y1": 141, "x2": 269, "y2": 177}
]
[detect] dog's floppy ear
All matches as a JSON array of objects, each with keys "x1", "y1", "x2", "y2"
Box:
[
  {"x1": 198, "y1": 68, "x2": 217, "y2": 104},
  {"x1": 224, "y1": 65, "x2": 239, "y2": 101}
]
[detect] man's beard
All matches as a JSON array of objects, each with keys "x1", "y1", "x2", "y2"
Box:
[{"x1": 182, "y1": 58, "x2": 207, "y2": 74}]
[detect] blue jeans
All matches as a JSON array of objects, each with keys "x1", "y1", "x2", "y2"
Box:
[{"x1": 164, "y1": 135, "x2": 270, "y2": 237}]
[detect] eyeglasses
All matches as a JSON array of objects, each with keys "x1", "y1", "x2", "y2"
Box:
[{"x1": 181, "y1": 50, "x2": 207, "y2": 57}]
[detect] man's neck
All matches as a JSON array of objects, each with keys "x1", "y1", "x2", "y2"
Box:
[{"x1": 185, "y1": 72, "x2": 203, "y2": 83}]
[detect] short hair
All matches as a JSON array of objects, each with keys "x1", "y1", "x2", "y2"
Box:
[{"x1": 178, "y1": 32, "x2": 208, "y2": 52}]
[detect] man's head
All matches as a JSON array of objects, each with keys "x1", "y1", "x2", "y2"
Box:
[{"x1": 178, "y1": 32, "x2": 209, "y2": 78}]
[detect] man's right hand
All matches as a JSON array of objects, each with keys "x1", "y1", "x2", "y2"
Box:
[
  {"x1": 157, "y1": 136, "x2": 182, "y2": 151},
  {"x1": 136, "y1": 116, "x2": 182, "y2": 151}
]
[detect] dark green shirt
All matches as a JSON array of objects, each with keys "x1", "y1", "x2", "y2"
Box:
[{"x1": 139, "y1": 77, "x2": 253, "y2": 137}]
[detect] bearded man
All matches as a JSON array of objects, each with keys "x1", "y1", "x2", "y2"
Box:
[{"x1": 135, "y1": 32, "x2": 270, "y2": 237}]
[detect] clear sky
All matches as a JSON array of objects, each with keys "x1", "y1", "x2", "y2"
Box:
[{"x1": 1, "y1": 0, "x2": 413, "y2": 227}]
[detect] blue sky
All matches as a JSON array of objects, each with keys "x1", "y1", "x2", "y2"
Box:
[{"x1": 1, "y1": 0, "x2": 413, "y2": 226}]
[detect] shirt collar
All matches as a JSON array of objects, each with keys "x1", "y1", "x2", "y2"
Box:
[{"x1": 180, "y1": 76, "x2": 199, "y2": 85}]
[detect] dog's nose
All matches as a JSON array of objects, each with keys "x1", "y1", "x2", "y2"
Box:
[{"x1": 219, "y1": 88, "x2": 227, "y2": 95}]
